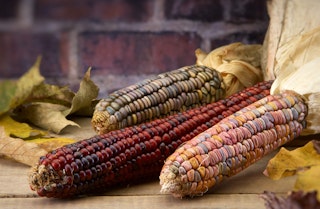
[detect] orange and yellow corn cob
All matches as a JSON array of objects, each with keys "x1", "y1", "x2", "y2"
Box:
[
  {"x1": 160, "y1": 91, "x2": 307, "y2": 198},
  {"x1": 29, "y1": 81, "x2": 272, "y2": 198}
]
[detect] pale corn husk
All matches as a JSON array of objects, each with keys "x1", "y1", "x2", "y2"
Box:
[
  {"x1": 271, "y1": 58, "x2": 320, "y2": 135},
  {"x1": 269, "y1": 27, "x2": 320, "y2": 95},
  {"x1": 263, "y1": 0, "x2": 320, "y2": 135},
  {"x1": 196, "y1": 42, "x2": 263, "y2": 97},
  {"x1": 262, "y1": 0, "x2": 320, "y2": 80}
]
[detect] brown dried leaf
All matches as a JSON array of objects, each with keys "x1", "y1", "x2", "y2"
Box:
[
  {"x1": 15, "y1": 68, "x2": 98, "y2": 133},
  {"x1": 313, "y1": 140, "x2": 320, "y2": 154},
  {"x1": 261, "y1": 191, "x2": 320, "y2": 209},
  {"x1": 17, "y1": 103, "x2": 80, "y2": 134},
  {"x1": 63, "y1": 68, "x2": 99, "y2": 117},
  {"x1": 28, "y1": 83, "x2": 74, "y2": 107},
  {"x1": 0, "y1": 127, "x2": 47, "y2": 166}
]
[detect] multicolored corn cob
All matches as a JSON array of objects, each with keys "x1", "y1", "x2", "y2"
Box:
[
  {"x1": 160, "y1": 91, "x2": 307, "y2": 198},
  {"x1": 92, "y1": 65, "x2": 225, "y2": 134},
  {"x1": 28, "y1": 81, "x2": 272, "y2": 198}
]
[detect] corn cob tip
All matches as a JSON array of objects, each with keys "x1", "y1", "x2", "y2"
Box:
[
  {"x1": 29, "y1": 164, "x2": 64, "y2": 196},
  {"x1": 159, "y1": 167, "x2": 185, "y2": 198},
  {"x1": 91, "y1": 110, "x2": 118, "y2": 134}
]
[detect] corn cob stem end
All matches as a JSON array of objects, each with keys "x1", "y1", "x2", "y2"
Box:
[
  {"x1": 91, "y1": 110, "x2": 118, "y2": 134},
  {"x1": 160, "y1": 167, "x2": 185, "y2": 198},
  {"x1": 29, "y1": 164, "x2": 66, "y2": 195},
  {"x1": 160, "y1": 165, "x2": 208, "y2": 198}
]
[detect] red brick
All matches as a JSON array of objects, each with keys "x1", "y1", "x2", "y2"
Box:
[
  {"x1": 0, "y1": 0, "x2": 19, "y2": 19},
  {"x1": 227, "y1": 0, "x2": 268, "y2": 23},
  {"x1": 165, "y1": 0, "x2": 223, "y2": 22},
  {"x1": 0, "y1": 32, "x2": 69, "y2": 78},
  {"x1": 78, "y1": 32, "x2": 202, "y2": 75},
  {"x1": 34, "y1": 0, "x2": 154, "y2": 22}
]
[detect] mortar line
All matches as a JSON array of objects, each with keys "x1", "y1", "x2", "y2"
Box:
[
  {"x1": 68, "y1": 29, "x2": 79, "y2": 82},
  {"x1": 17, "y1": 0, "x2": 34, "y2": 28}
]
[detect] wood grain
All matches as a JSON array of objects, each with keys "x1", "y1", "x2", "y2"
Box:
[{"x1": 0, "y1": 117, "x2": 303, "y2": 209}]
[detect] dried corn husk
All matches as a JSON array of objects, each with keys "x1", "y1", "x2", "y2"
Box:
[
  {"x1": 271, "y1": 58, "x2": 320, "y2": 135},
  {"x1": 196, "y1": 42, "x2": 263, "y2": 97},
  {"x1": 262, "y1": 0, "x2": 320, "y2": 80},
  {"x1": 269, "y1": 27, "x2": 320, "y2": 95},
  {"x1": 264, "y1": 0, "x2": 320, "y2": 135}
]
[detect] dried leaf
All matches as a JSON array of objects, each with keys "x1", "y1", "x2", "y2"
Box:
[
  {"x1": 0, "y1": 57, "x2": 44, "y2": 115},
  {"x1": 28, "y1": 83, "x2": 74, "y2": 107},
  {"x1": 0, "y1": 80, "x2": 17, "y2": 114},
  {"x1": 264, "y1": 141, "x2": 320, "y2": 179},
  {"x1": 63, "y1": 68, "x2": 99, "y2": 117},
  {"x1": 0, "y1": 114, "x2": 46, "y2": 139},
  {"x1": 11, "y1": 68, "x2": 98, "y2": 133},
  {"x1": 264, "y1": 140, "x2": 320, "y2": 201},
  {"x1": 261, "y1": 191, "x2": 320, "y2": 209},
  {"x1": 28, "y1": 137, "x2": 76, "y2": 152},
  {"x1": 294, "y1": 163, "x2": 320, "y2": 200},
  {"x1": 17, "y1": 103, "x2": 80, "y2": 134},
  {"x1": 0, "y1": 127, "x2": 47, "y2": 166},
  {"x1": 314, "y1": 140, "x2": 320, "y2": 154}
]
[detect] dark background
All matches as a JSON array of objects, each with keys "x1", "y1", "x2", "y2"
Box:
[{"x1": 0, "y1": 0, "x2": 269, "y2": 96}]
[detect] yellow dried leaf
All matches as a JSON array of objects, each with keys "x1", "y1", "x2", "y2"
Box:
[
  {"x1": 294, "y1": 165, "x2": 320, "y2": 201},
  {"x1": 28, "y1": 137, "x2": 76, "y2": 152},
  {"x1": 0, "y1": 57, "x2": 44, "y2": 115},
  {"x1": 0, "y1": 80, "x2": 16, "y2": 114},
  {"x1": 264, "y1": 141, "x2": 320, "y2": 179},
  {"x1": 13, "y1": 57, "x2": 44, "y2": 107},
  {"x1": 264, "y1": 140, "x2": 320, "y2": 201},
  {"x1": 0, "y1": 114, "x2": 46, "y2": 139},
  {"x1": 0, "y1": 127, "x2": 47, "y2": 166}
]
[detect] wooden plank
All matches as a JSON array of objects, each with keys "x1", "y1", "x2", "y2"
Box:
[
  {"x1": 0, "y1": 116, "x2": 306, "y2": 209},
  {"x1": 0, "y1": 194, "x2": 266, "y2": 209},
  {"x1": 0, "y1": 159, "x2": 32, "y2": 197}
]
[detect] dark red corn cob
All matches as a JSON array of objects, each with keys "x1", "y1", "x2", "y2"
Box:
[{"x1": 29, "y1": 81, "x2": 273, "y2": 198}]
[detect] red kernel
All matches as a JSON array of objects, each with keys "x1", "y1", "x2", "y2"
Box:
[
  {"x1": 51, "y1": 159, "x2": 61, "y2": 170},
  {"x1": 64, "y1": 164, "x2": 73, "y2": 175},
  {"x1": 70, "y1": 162, "x2": 79, "y2": 173}
]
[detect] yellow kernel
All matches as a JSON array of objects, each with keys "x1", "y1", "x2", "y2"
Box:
[
  {"x1": 195, "y1": 181, "x2": 204, "y2": 193},
  {"x1": 189, "y1": 157, "x2": 199, "y2": 169},
  {"x1": 212, "y1": 135, "x2": 223, "y2": 142},
  {"x1": 187, "y1": 169, "x2": 195, "y2": 182},
  {"x1": 184, "y1": 150, "x2": 194, "y2": 158},
  {"x1": 197, "y1": 166, "x2": 206, "y2": 178}
]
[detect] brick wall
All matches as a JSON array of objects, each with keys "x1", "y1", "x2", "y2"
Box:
[{"x1": 0, "y1": 0, "x2": 268, "y2": 96}]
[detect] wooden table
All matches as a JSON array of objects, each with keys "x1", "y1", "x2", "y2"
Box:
[{"x1": 0, "y1": 118, "x2": 303, "y2": 209}]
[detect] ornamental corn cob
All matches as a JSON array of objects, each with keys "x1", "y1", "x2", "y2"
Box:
[
  {"x1": 92, "y1": 65, "x2": 225, "y2": 134},
  {"x1": 29, "y1": 81, "x2": 272, "y2": 198},
  {"x1": 160, "y1": 91, "x2": 307, "y2": 198}
]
